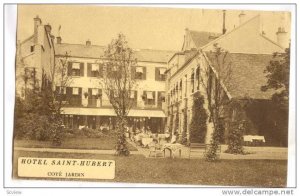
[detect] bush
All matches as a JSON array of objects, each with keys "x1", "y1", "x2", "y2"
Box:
[
  {"x1": 181, "y1": 109, "x2": 188, "y2": 145},
  {"x1": 189, "y1": 94, "x2": 208, "y2": 143},
  {"x1": 14, "y1": 113, "x2": 54, "y2": 141},
  {"x1": 225, "y1": 120, "x2": 245, "y2": 154}
]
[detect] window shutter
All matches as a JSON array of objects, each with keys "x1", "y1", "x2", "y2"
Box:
[
  {"x1": 131, "y1": 66, "x2": 136, "y2": 80},
  {"x1": 80, "y1": 63, "x2": 84, "y2": 76},
  {"x1": 67, "y1": 62, "x2": 72, "y2": 76},
  {"x1": 143, "y1": 67, "x2": 146, "y2": 80},
  {"x1": 153, "y1": 91, "x2": 156, "y2": 104},
  {"x1": 99, "y1": 64, "x2": 103, "y2": 77},
  {"x1": 87, "y1": 63, "x2": 91, "y2": 77},
  {"x1": 66, "y1": 87, "x2": 72, "y2": 101},
  {"x1": 88, "y1": 88, "x2": 92, "y2": 98},
  {"x1": 79, "y1": 88, "x2": 82, "y2": 96},
  {"x1": 98, "y1": 89, "x2": 102, "y2": 97},
  {"x1": 155, "y1": 67, "x2": 159, "y2": 81}
]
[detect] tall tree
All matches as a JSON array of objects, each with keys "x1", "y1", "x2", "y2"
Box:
[
  {"x1": 101, "y1": 34, "x2": 137, "y2": 156},
  {"x1": 261, "y1": 47, "x2": 290, "y2": 108}
]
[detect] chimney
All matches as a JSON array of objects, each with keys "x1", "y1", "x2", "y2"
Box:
[
  {"x1": 56, "y1": 36, "x2": 62, "y2": 44},
  {"x1": 45, "y1": 23, "x2": 52, "y2": 34},
  {"x1": 222, "y1": 10, "x2": 227, "y2": 34},
  {"x1": 276, "y1": 27, "x2": 289, "y2": 48},
  {"x1": 34, "y1": 15, "x2": 42, "y2": 43},
  {"x1": 86, "y1": 40, "x2": 91, "y2": 46},
  {"x1": 239, "y1": 11, "x2": 246, "y2": 25}
]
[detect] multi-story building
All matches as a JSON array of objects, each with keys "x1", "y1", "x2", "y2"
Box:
[
  {"x1": 16, "y1": 16, "x2": 175, "y2": 133},
  {"x1": 54, "y1": 39, "x2": 174, "y2": 132},
  {"x1": 166, "y1": 13, "x2": 288, "y2": 146},
  {"x1": 16, "y1": 16, "x2": 55, "y2": 98}
]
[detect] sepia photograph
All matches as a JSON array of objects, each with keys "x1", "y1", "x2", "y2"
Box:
[{"x1": 6, "y1": 4, "x2": 294, "y2": 188}]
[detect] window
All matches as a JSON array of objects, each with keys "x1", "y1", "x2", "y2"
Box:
[
  {"x1": 68, "y1": 62, "x2": 84, "y2": 77},
  {"x1": 56, "y1": 86, "x2": 66, "y2": 94},
  {"x1": 132, "y1": 66, "x2": 146, "y2": 80},
  {"x1": 30, "y1": 45, "x2": 34, "y2": 52},
  {"x1": 196, "y1": 67, "x2": 200, "y2": 90},
  {"x1": 143, "y1": 91, "x2": 155, "y2": 105},
  {"x1": 191, "y1": 72, "x2": 195, "y2": 93},
  {"x1": 130, "y1": 90, "x2": 137, "y2": 107},
  {"x1": 155, "y1": 67, "x2": 166, "y2": 81},
  {"x1": 87, "y1": 63, "x2": 103, "y2": 77},
  {"x1": 66, "y1": 87, "x2": 82, "y2": 106},
  {"x1": 72, "y1": 87, "x2": 79, "y2": 95},
  {"x1": 185, "y1": 74, "x2": 187, "y2": 97},
  {"x1": 88, "y1": 88, "x2": 102, "y2": 107},
  {"x1": 179, "y1": 80, "x2": 182, "y2": 99},
  {"x1": 157, "y1": 91, "x2": 165, "y2": 108}
]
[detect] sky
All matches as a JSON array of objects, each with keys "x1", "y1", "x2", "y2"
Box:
[{"x1": 17, "y1": 5, "x2": 291, "y2": 51}]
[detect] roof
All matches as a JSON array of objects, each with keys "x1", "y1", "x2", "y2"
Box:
[
  {"x1": 201, "y1": 15, "x2": 284, "y2": 52},
  {"x1": 205, "y1": 52, "x2": 277, "y2": 100},
  {"x1": 189, "y1": 30, "x2": 221, "y2": 48},
  {"x1": 55, "y1": 43, "x2": 175, "y2": 63}
]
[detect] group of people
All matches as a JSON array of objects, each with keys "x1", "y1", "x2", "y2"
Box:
[{"x1": 125, "y1": 125, "x2": 180, "y2": 148}]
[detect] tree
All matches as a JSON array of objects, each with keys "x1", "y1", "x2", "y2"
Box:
[
  {"x1": 14, "y1": 52, "x2": 72, "y2": 145},
  {"x1": 189, "y1": 94, "x2": 208, "y2": 143},
  {"x1": 261, "y1": 47, "x2": 290, "y2": 147},
  {"x1": 261, "y1": 47, "x2": 290, "y2": 108},
  {"x1": 181, "y1": 108, "x2": 188, "y2": 145},
  {"x1": 101, "y1": 34, "x2": 137, "y2": 156},
  {"x1": 198, "y1": 43, "x2": 233, "y2": 161},
  {"x1": 45, "y1": 52, "x2": 73, "y2": 145}
]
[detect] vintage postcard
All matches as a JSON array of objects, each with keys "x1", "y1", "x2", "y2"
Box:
[{"x1": 8, "y1": 4, "x2": 293, "y2": 188}]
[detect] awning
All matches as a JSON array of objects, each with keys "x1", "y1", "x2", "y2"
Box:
[
  {"x1": 146, "y1": 91, "x2": 153, "y2": 99},
  {"x1": 61, "y1": 107, "x2": 166, "y2": 118},
  {"x1": 136, "y1": 66, "x2": 143, "y2": 73},
  {"x1": 72, "y1": 63, "x2": 80, "y2": 69},
  {"x1": 159, "y1": 68, "x2": 166, "y2": 75},
  {"x1": 92, "y1": 88, "x2": 98, "y2": 95},
  {"x1": 91, "y1": 64, "x2": 99, "y2": 71},
  {"x1": 72, "y1": 87, "x2": 79, "y2": 95}
]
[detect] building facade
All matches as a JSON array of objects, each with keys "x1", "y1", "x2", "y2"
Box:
[
  {"x1": 166, "y1": 14, "x2": 288, "y2": 145},
  {"x1": 16, "y1": 16, "x2": 55, "y2": 99},
  {"x1": 54, "y1": 40, "x2": 174, "y2": 132}
]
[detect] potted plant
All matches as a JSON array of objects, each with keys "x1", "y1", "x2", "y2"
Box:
[
  {"x1": 96, "y1": 93, "x2": 102, "y2": 99},
  {"x1": 84, "y1": 92, "x2": 89, "y2": 99}
]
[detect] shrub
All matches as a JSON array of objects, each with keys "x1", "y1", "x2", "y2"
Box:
[
  {"x1": 181, "y1": 109, "x2": 188, "y2": 145},
  {"x1": 189, "y1": 94, "x2": 208, "y2": 143},
  {"x1": 225, "y1": 120, "x2": 245, "y2": 154}
]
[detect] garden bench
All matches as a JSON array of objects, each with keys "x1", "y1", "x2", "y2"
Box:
[{"x1": 188, "y1": 143, "x2": 221, "y2": 159}]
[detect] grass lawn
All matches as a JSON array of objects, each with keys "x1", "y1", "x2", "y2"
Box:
[
  {"x1": 13, "y1": 150, "x2": 287, "y2": 187},
  {"x1": 14, "y1": 137, "x2": 137, "y2": 151}
]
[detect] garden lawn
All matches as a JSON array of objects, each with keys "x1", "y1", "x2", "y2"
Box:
[
  {"x1": 14, "y1": 137, "x2": 137, "y2": 151},
  {"x1": 13, "y1": 150, "x2": 287, "y2": 187}
]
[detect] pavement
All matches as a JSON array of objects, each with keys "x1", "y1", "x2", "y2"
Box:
[{"x1": 14, "y1": 143, "x2": 288, "y2": 160}]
